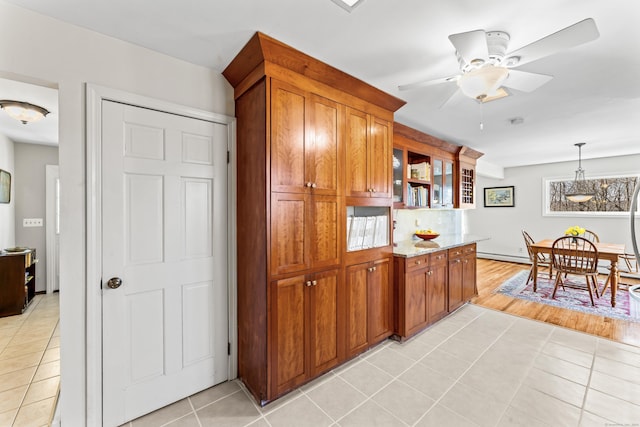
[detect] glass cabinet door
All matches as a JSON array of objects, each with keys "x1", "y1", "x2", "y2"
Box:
[
  {"x1": 443, "y1": 161, "x2": 453, "y2": 207},
  {"x1": 432, "y1": 159, "x2": 442, "y2": 207},
  {"x1": 392, "y1": 148, "x2": 403, "y2": 203}
]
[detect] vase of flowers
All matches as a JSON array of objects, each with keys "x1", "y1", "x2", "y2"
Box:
[{"x1": 564, "y1": 225, "x2": 585, "y2": 244}]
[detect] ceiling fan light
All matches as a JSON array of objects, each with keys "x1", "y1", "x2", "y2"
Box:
[
  {"x1": 457, "y1": 66, "x2": 509, "y2": 100},
  {"x1": 0, "y1": 100, "x2": 49, "y2": 124}
]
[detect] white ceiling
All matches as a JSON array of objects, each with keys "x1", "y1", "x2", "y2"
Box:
[{"x1": 2, "y1": 0, "x2": 640, "y2": 168}]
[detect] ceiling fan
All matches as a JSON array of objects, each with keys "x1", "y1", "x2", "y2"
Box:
[{"x1": 398, "y1": 18, "x2": 599, "y2": 104}]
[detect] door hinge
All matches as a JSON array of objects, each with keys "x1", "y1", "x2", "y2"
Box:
[
  {"x1": 228, "y1": 342, "x2": 231, "y2": 355},
  {"x1": 227, "y1": 151, "x2": 230, "y2": 164}
]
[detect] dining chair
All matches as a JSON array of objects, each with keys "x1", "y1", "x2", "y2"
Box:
[
  {"x1": 600, "y1": 252, "x2": 638, "y2": 296},
  {"x1": 582, "y1": 229, "x2": 600, "y2": 243},
  {"x1": 522, "y1": 230, "x2": 553, "y2": 285},
  {"x1": 551, "y1": 236, "x2": 600, "y2": 306}
]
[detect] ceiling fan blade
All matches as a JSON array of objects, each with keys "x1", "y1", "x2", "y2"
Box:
[
  {"x1": 439, "y1": 87, "x2": 465, "y2": 109},
  {"x1": 502, "y1": 69, "x2": 553, "y2": 92},
  {"x1": 448, "y1": 30, "x2": 489, "y2": 65},
  {"x1": 507, "y1": 18, "x2": 599, "y2": 66},
  {"x1": 398, "y1": 75, "x2": 459, "y2": 91}
]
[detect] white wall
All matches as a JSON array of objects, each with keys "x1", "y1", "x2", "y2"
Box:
[
  {"x1": 14, "y1": 142, "x2": 59, "y2": 292},
  {"x1": 0, "y1": 1, "x2": 233, "y2": 425},
  {"x1": 393, "y1": 208, "x2": 463, "y2": 242},
  {"x1": 467, "y1": 153, "x2": 640, "y2": 263},
  {"x1": 0, "y1": 133, "x2": 15, "y2": 249}
]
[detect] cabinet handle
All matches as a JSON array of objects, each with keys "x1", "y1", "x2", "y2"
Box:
[
  {"x1": 305, "y1": 182, "x2": 312, "y2": 188},
  {"x1": 371, "y1": 188, "x2": 376, "y2": 193},
  {"x1": 427, "y1": 271, "x2": 432, "y2": 276},
  {"x1": 415, "y1": 260, "x2": 421, "y2": 265},
  {"x1": 312, "y1": 280, "x2": 317, "y2": 286},
  {"x1": 456, "y1": 259, "x2": 461, "y2": 263},
  {"x1": 372, "y1": 266, "x2": 377, "y2": 271},
  {"x1": 311, "y1": 183, "x2": 317, "y2": 188},
  {"x1": 305, "y1": 281, "x2": 313, "y2": 287}
]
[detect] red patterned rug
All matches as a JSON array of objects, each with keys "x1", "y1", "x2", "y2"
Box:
[{"x1": 494, "y1": 270, "x2": 638, "y2": 322}]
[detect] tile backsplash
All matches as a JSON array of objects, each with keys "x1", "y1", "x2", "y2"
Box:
[{"x1": 393, "y1": 208, "x2": 463, "y2": 242}]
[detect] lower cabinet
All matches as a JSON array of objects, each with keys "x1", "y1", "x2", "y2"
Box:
[
  {"x1": 271, "y1": 268, "x2": 340, "y2": 397},
  {"x1": 448, "y1": 244, "x2": 477, "y2": 312},
  {"x1": 345, "y1": 257, "x2": 393, "y2": 358},
  {"x1": 395, "y1": 244, "x2": 477, "y2": 340}
]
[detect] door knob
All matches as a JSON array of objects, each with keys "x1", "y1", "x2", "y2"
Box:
[{"x1": 107, "y1": 277, "x2": 123, "y2": 289}]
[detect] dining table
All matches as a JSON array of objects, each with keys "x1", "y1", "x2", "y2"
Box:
[{"x1": 530, "y1": 239, "x2": 626, "y2": 307}]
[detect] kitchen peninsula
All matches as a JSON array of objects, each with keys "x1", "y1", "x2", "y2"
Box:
[{"x1": 394, "y1": 234, "x2": 488, "y2": 339}]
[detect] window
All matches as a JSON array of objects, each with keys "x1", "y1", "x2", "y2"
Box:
[{"x1": 544, "y1": 174, "x2": 638, "y2": 216}]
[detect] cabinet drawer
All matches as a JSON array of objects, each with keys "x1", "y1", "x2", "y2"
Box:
[
  {"x1": 448, "y1": 247, "x2": 464, "y2": 259},
  {"x1": 463, "y1": 244, "x2": 476, "y2": 256},
  {"x1": 406, "y1": 255, "x2": 429, "y2": 271},
  {"x1": 429, "y1": 251, "x2": 447, "y2": 266}
]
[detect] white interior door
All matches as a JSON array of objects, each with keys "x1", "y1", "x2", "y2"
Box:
[
  {"x1": 45, "y1": 164, "x2": 60, "y2": 293},
  {"x1": 101, "y1": 100, "x2": 228, "y2": 426}
]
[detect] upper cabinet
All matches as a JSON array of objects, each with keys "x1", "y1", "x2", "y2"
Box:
[
  {"x1": 393, "y1": 122, "x2": 483, "y2": 209},
  {"x1": 271, "y1": 80, "x2": 341, "y2": 196},
  {"x1": 345, "y1": 108, "x2": 392, "y2": 199}
]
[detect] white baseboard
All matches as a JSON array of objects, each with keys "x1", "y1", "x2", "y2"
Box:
[{"x1": 478, "y1": 252, "x2": 640, "y2": 279}]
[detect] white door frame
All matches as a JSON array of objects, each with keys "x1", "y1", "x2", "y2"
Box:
[
  {"x1": 45, "y1": 164, "x2": 59, "y2": 294},
  {"x1": 86, "y1": 84, "x2": 237, "y2": 425}
]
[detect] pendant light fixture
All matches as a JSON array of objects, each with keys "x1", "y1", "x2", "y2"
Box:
[
  {"x1": 565, "y1": 142, "x2": 595, "y2": 203},
  {"x1": 0, "y1": 100, "x2": 50, "y2": 124}
]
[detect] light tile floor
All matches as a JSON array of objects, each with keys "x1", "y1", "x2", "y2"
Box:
[
  {"x1": 124, "y1": 304, "x2": 640, "y2": 427},
  {"x1": 0, "y1": 293, "x2": 60, "y2": 427}
]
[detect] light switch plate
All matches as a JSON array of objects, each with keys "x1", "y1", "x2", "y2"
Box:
[{"x1": 23, "y1": 218, "x2": 43, "y2": 227}]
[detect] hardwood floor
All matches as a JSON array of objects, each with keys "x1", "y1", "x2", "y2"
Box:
[{"x1": 473, "y1": 258, "x2": 640, "y2": 348}]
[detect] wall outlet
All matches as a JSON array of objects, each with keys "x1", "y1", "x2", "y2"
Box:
[
  {"x1": 415, "y1": 219, "x2": 421, "y2": 227},
  {"x1": 23, "y1": 218, "x2": 43, "y2": 227}
]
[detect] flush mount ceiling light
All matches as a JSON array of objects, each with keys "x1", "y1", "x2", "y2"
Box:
[
  {"x1": 565, "y1": 142, "x2": 595, "y2": 203},
  {"x1": 0, "y1": 100, "x2": 50, "y2": 124},
  {"x1": 330, "y1": 0, "x2": 364, "y2": 12}
]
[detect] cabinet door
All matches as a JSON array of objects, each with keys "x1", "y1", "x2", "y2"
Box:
[
  {"x1": 448, "y1": 257, "x2": 464, "y2": 312},
  {"x1": 345, "y1": 107, "x2": 370, "y2": 198},
  {"x1": 462, "y1": 252, "x2": 477, "y2": 301},
  {"x1": 369, "y1": 117, "x2": 392, "y2": 198},
  {"x1": 271, "y1": 80, "x2": 308, "y2": 194},
  {"x1": 345, "y1": 262, "x2": 369, "y2": 357},
  {"x1": 308, "y1": 94, "x2": 341, "y2": 196},
  {"x1": 427, "y1": 260, "x2": 449, "y2": 323},
  {"x1": 271, "y1": 275, "x2": 308, "y2": 395},
  {"x1": 271, "y1": 192, "x2": 309, "y2": 275},
  {"x1": 368, "y1": 258, "x2": 392, "y2": 344},
  {"x1": 403, "y1": 268, "x2": 428, "y2": 337},
  {"x1": 310, "y1": 195, "x2": 341, "y2": 270},
  {"x1": 309, "y1": 269, "x2": 340, "y2": 374}
]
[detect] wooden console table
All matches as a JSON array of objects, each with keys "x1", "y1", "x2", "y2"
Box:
[{"x1": 0, "y1": 248, "x2": 36, "y2": 317}]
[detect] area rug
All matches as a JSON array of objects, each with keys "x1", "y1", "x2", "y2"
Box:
[{"x1": 494, "y1": 270, "x2": 637, "y2": 322}]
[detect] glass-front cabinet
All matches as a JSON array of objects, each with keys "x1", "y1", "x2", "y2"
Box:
[{"x1": 393, "y1": 122, "x2": 482, "y2": 210}]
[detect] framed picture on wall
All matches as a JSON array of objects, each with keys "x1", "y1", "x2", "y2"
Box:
[
  {"x1": 484, "y1": 186, "x2": 515, "y2": 207},
  {"x1": 0, "y1": 169, "x2": 11, "y2": 203}
]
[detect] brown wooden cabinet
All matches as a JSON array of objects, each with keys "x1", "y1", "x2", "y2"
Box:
[
  {"x1": 223, "y1": 32, "x2": 405, "y2": 405},
  {"x1": 394, "y1": 245, "x2": 477, "y2": 340},
  {"x1": 0, "y1": 249, "x2": 36, "y2": 317},
  {"x1": 270, "y1": 193, "x2": 341, "y2": 276},
  {"x1": 345, "y1": 107, "x2": 392, "y2": 199},
  {"x1": 271, "y1": 268, "x2": 340, "y2": 397},
  {"x1": 393, "y1": 123, "x2": 483, "y2": 209},
  {"x1": 271, "y1": 80, "x2": 342, "y2": 196},
  {"x1": 394, "y1": 251, "x2": 448, "y2": 338},
  {"x1": 448, "y1": 244, "x2": 477, "y2": 312},
  {"x1": 345, "y1": 257, "x2": 393, "y2": 357}
]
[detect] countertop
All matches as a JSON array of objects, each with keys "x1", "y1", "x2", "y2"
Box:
[{"x1": 393, "y1": 234, "x2": 489, "y2": 258}]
